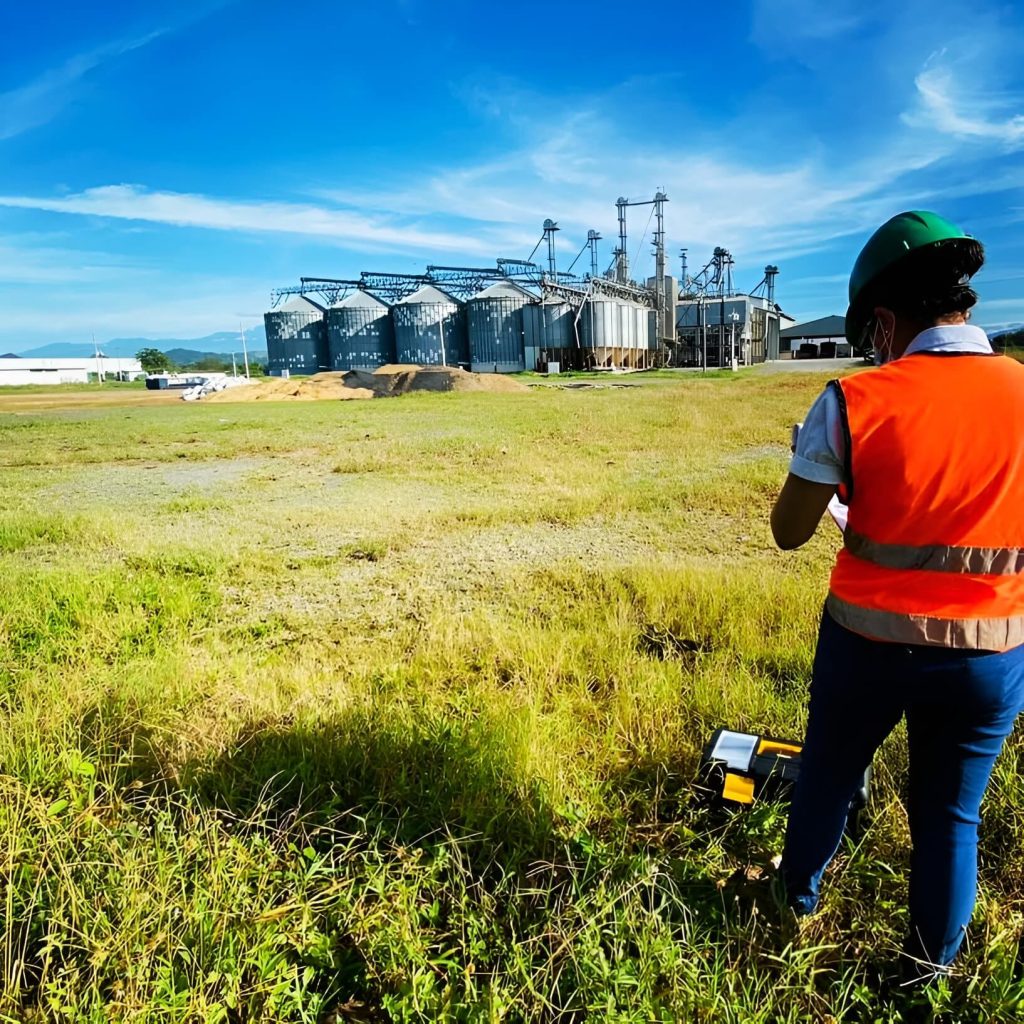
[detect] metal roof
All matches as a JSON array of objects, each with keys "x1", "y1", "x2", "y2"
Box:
[
  {"x1": 277, "y1": 295, "x2": 326, "y2": 314},
  {"x1": 780, "y1": 314, "x2": 846, "y2": 339},
  {"x1": 0, "y1": 357, "x2": 143, "y2": 370},
  {"x1": 469, "y1": 280, "x2": 535, "y2": 301},
  {"x1": 332, "y1": 290, "x2": 388, "y2": 311},
  {"x1": 396, "y1": 284, "x2": 460, "y2": 305}
]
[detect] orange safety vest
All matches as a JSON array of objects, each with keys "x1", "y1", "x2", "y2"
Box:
[{"x1": 827, "y1": 352, "x2": 1024, "y2": 651}]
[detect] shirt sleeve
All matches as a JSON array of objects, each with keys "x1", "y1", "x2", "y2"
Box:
[{"x1": 789, "y1": 385, "x2": 846, "y2": 486}]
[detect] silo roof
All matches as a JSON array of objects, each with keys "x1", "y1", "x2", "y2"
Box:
[
  {"x1": 397, "y1": 284, "x2": 460, "y2": 305},
  {"x1": 470, "y1": 280, "x2": 536, "y2": 301},
  {"x1": 333, "y1": 290, "x2": 389, "y2": 310},
  {"x1": 276, "y1": 295, "x2": 326, "y2": 314}
]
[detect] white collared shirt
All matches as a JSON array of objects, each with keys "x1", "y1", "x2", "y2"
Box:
[{"x1": 789, "y1": 324, "x2": 993, "y2": 486}]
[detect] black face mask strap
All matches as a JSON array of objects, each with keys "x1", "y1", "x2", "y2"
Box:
[{"x1": 860, "y1": 316, "x2": 877, "y2": 351}]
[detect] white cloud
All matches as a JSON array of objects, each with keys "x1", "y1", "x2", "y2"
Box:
[
  {"x1": 904, "y1": 63, "x2": 1024, "y2": 147},
  {"x1": 0, "y1": 184, "x2": 520, "y2": 258},
  {"x1": 0, "y1": 32, "x2": 166, "y2": 142},
  {"x1": 322, "y1": 101, "x2": 955, "y2": 282},
  {"x1": 0, "y1": 3, "x2": 237, "y2": 143},
  {"x1": 0, "y1": 100, "x2": 967, "y2": 296},
  {"x1": 4, "y1": 17, "x2": 1023, "y2": 346}
]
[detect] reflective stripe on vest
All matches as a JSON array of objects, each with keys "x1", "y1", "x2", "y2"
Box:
[
  {"x1": 844, "y1": 527, "x2": 1024, "y2": 575},
  {"x1": 827, "y1": 353, "x2": 1024, "y2": 651},
  {"x1": 827, "y1": 594, "x2": 1024, "y2": 651}
]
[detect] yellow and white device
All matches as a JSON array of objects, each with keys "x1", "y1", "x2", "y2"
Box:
[
  {"x1": 699, "y1": 729, "x2": 803, "y2": 805},
  {"x1": 698, "y1": 728, "x2": 870, "y2": 831}
]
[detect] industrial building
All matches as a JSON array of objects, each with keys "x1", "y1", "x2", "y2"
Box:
[
  {"x1": 779, "y1": 315, "x2": 850, "y2": 358},
  {"x1": 265, "y1": 193, "x2": 789, "y2": 374},
  {"x1": 0, "y1": 356, "x2": 145, "y2": 386},
  {"x1": 676, "y1": 295, "x2": 795, "y2": 368}
]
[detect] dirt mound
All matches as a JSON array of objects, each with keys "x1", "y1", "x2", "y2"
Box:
[
  {"x1": 365, "y1": 366, "x2": 528, "y2": 395},
  {"x1": 206, "y1": 367, "x2": 528, "y2": 403},
  {"x1": 206, "y1": 373, "x2": 374, "y2": 403}
]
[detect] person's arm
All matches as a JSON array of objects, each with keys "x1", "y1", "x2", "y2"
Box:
[
  {"x1": 771, "y1": 475, "x2": 837, "y2": 549},
  {"x1": 771, "y1": 385, "x2": 846, "y2": 549}
]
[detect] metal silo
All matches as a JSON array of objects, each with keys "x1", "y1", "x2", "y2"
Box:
[
  {"x1": 626, "y1": 302, "x2": 651, "y2": 367},
  {"x1": 467, "y1": 280, "x2": 532, "y2": 373},
  {"x1": 392, "y1": 285, "x2": 468, "y2": 366},
  {"x1": 264, "y1": 296, "x2": 328, "y2": 376},
  {"x1": 523, "y1": 300, "x2": 572, "y2": 370},
  {"x1": 327, "y1": 290, "x2": 395, "y2": 370},
  {"x1": 581, "y1": 298, "x2": 620, "y2": 366}
]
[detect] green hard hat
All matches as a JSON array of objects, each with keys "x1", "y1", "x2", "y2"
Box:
[{"x1": 845, "y1": 210, "x2": 974, "y2": 346}]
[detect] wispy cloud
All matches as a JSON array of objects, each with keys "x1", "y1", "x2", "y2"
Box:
[
  {"x1": 2, "y1": 48, "x2": 1014, "y2": 294},
  {"x1": 321, "y1": 98, "x2": 955, "y2": 278},
  {"x1": 0, "y1": 116, "x2": 966, "y2": 290},
  {"x1": 0, "y1": 1, "x2": 235, "y2": 142},
  {"x1": 0, "y1": 184, "x2": 509, "y2": 257},
  {"x1": 905, "y1": 64, "x2": 1024, "y2": 146},
  {"x1": 0, "y1": 32, "x2": 167, "y2": 142},
  {"x1": 750, "y1": 0, "x2": 872, "y2": 44}
]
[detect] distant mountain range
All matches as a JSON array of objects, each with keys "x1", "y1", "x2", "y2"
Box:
[
  {"x1": 11, "y1": 326, "x2": 268, "y2": 361},
  {"x1": 991, "y1": 324, "x2": 1024, "y2": 339}
]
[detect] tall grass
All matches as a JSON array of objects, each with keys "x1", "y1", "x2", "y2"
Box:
[{"x1": 1, "y1": 375, "x2": 1022, "y2": 1021}]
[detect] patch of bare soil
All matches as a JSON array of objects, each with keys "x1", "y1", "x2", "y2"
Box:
[
  {"x1": 206, "y1": 367, "x2": 530, "y2": 403},
  {"x1": 0, "y1": 389, "x2": 183, "y2": 412}
]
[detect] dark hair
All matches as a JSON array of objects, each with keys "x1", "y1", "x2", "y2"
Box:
[{"x1": 855, "y1": 238, "x2": 985, "y2": 328}]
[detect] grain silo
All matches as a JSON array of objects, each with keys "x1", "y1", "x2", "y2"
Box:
[
  {"x1": 580, "y1": 298, "x2": 621, "y2": 367},
  {"x1": 466, "y1": 280, "x2": 532, "y2": 373},
  {"x1": 264, "y1": 296, "x2": 328, "y2": 376},
  {"x1": 523, "y1": 299, "x2": 573, "y2": 371},
  {"x1": 579, "y1": 299, "x2": 655, "y2": 368},
  {"x1": 392, "y1": 285, "x2": 468, "y2": 366},
  {"x1": 327, "y1": 290, "x2": 395, "y2": 371}
]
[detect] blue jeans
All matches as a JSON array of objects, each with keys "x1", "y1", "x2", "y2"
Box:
[{"x1": 781, "y1": 610, "x2": 1024, "y2": 968}]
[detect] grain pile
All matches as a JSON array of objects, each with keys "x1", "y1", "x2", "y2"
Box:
[{"x1": 206, "y1": 366, "x2": 529, "y2": 403}]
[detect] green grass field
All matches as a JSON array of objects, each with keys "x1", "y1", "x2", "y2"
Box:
[{"x1": 1, "y1": 374, "x2": 1022, "y2": 1022}]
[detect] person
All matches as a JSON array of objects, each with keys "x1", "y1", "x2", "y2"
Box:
[{"x1": 769, "y1": 211, "x2": 1024, "y2": 979}]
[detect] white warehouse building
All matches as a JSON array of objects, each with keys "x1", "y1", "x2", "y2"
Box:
[{"x1": 0, "y1": 357, "x2": 145, "y2": 386}]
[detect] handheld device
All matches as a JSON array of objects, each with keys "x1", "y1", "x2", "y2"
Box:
[{"x1": 698, "y1": 728, "x2": 870, "y2": 836}]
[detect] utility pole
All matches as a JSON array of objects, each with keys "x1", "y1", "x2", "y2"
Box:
[
  {"x1": 93, "y1": 334, "x2": 103, "y2": 384},
  {"x1": 700, "y1": 297, "x2": 707, "y2": 374},
  {"x1": 239, "y1": 323, "x2": 251, "y2": 379},
  {"x1": 730, "y1": 311, "x2": 739, "y2": 371}
]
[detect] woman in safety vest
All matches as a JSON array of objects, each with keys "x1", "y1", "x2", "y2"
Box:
[{"x1": 770, "y1": 211, "x2": 1024, "y2": 979}]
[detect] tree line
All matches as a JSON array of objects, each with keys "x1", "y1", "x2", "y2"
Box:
[{"x1": 135, "y1": 348, "x2": 265, "y2": 375}]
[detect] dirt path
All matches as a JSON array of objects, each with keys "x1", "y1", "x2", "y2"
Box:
[{"x1": 0, "y1": 389, "x2": 183, "y2": 412}]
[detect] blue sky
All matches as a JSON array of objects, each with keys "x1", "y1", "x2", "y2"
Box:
[{"x1": 1, "y1": 0, "x2": 1023, "y2": 350}]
